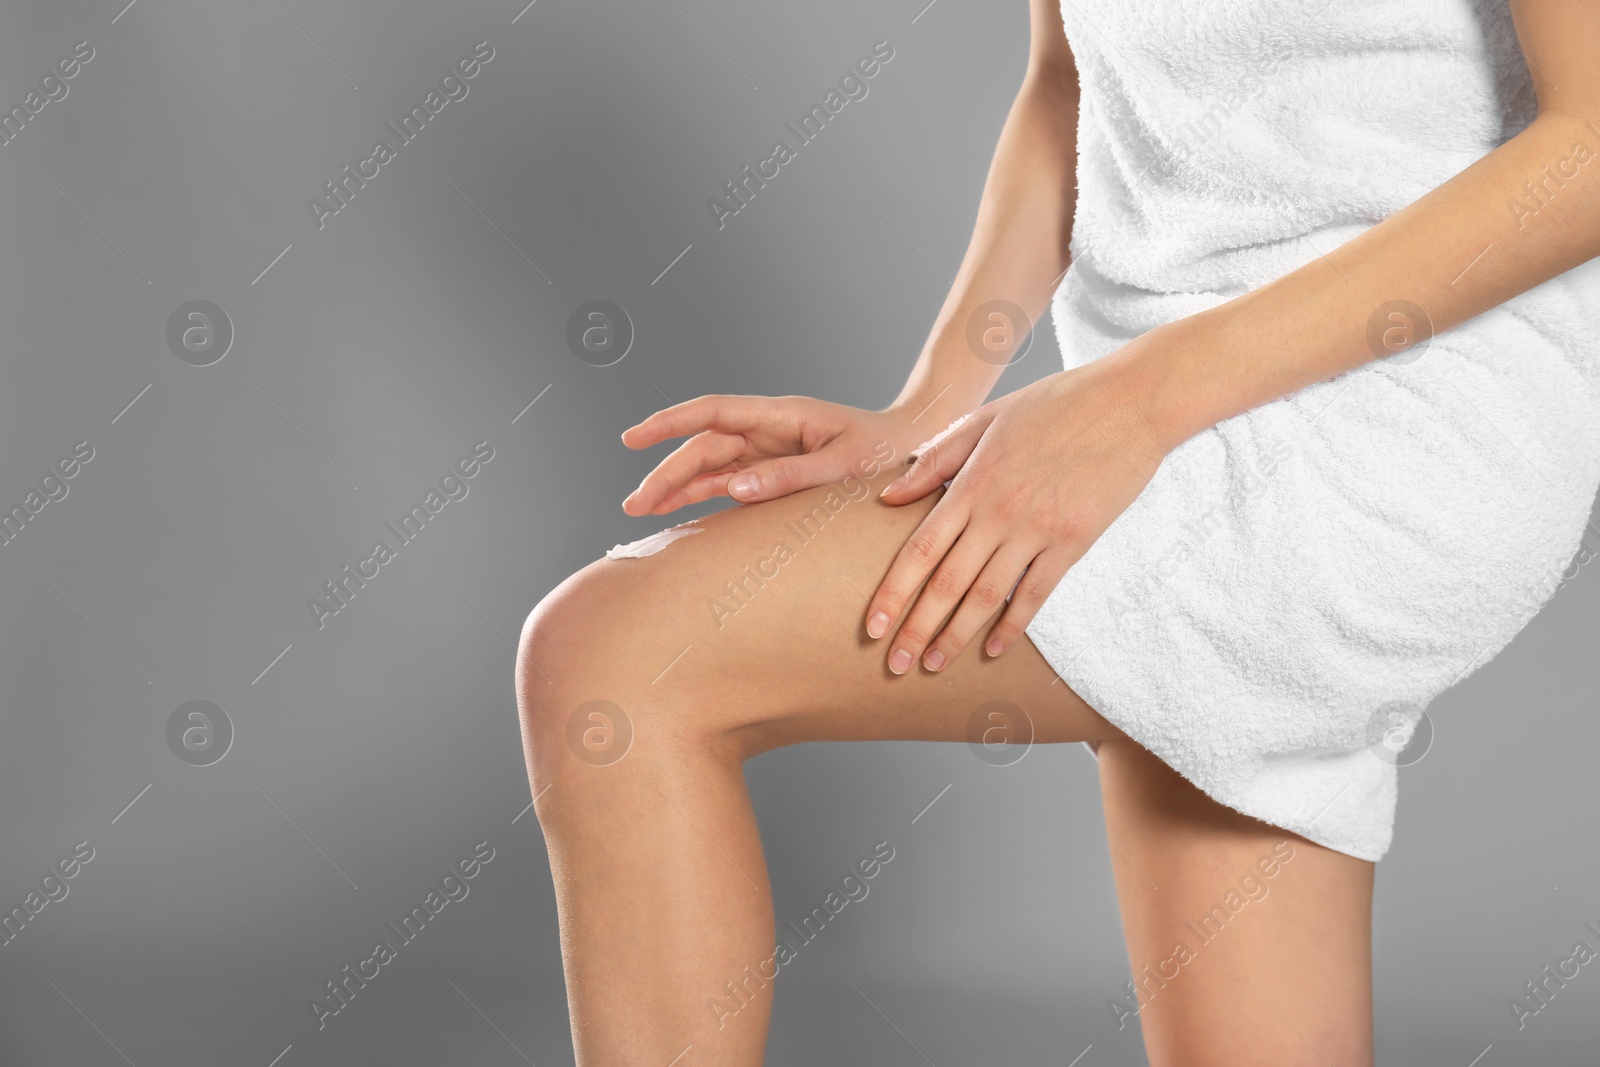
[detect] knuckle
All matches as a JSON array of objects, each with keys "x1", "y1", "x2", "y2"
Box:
[
  {"x1": 905, "y1": 533, "x2": 941, "y2": 566},
  {"x1": 1016, "y1": 577, "x2": 1051, "y2": 604},
  {"x1": 929, "y1": 568, "x2": 966, "y2": 600},
  {"x1": 1052, "y1": 511, "x2": 1083, "y2": 542},
  {"x1": 767, "y1": 455, "x2": 799, "y2": 491},
  {"x1": 895, "y1": 624, "x2": 930, "y2": 649},
  {"x1": 993, "y1": 487, "x2": 1029, "y2": 521},
  {"x1": 967, "y1": 582, "x2": 1001, "y2": 610}
]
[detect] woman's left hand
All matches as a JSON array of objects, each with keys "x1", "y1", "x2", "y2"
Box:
[{"x1": 867, "y1": 351, "x2": 1174, "y2": 673}]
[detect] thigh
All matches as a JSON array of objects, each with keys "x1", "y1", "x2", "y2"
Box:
[
  {"x1": 520, "y1": 466, "x2": 1126, "y2": 758},
  {"x1": 1095, "y1": 738, "x2": 1375, "y2": 1067}
]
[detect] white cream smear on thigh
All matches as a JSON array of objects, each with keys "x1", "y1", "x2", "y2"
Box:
[
  {"x1": 909, "y1": 413, "x2": 969, "y2": 460},
  {"x1": 605, "y1": 523, "x2": 704, "y2": 559},
  {"x1": 910, "y1": 412, "x2": 969, "y2": 489}
]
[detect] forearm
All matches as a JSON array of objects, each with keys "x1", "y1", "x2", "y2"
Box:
[
  {"x1": 1128, "y1": 108, "x2": 1600, "y2": 452},
  {"x1": 885, "y1": 70, "x2": 1079, "y2": 431}
]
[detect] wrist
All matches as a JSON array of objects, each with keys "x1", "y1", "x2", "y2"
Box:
[
  {"x1": 882, "y1": 396, "x2": 969, "y2": 437},
  {"x1": 1075, "y1": 313, "x2": 1222, "y2": 460},
  {"x1": 887, "y1": 324, "x2": 1016, "y2": 423},
  {"x1": 1092, "y1": 313, "x2": 1236, "y2": 456},
  {"x1": 881, "y1": 380, "x2": 985, "y2": 442}
]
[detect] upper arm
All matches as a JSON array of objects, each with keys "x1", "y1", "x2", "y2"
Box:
[
  {"x1": 1510, "y1": 0, "x2": 1600, "y2": 117},
  {"x1": 1026, "y1": 0, "x2": 1078, "y2": 89}
]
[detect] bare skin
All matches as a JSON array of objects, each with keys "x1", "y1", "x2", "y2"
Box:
[
  {"x1": 516, "y1": 465, "x2": 1375, "y2": 1066},
  {"x1": 518, "y1": 0, "x2": 1598, "y2": 1062},
  {"x1": 1098, "y1": 740, "x2": 1374, "y2": 1066}
]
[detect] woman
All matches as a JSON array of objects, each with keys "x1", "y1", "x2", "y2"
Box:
[{"x1": 517, "y1": 0, "x2": 1600, "y2": 1062}]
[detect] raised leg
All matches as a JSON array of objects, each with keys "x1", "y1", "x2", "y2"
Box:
[
  {"x1": 515, "y1": 466, "x2": 1120, "y2": 1065},
  {"x1": 515, "y1": 463, "x2": 1376, "y2": 1067},
  {"x1": 1094, "y1": 738, "x2": 1375, "y2": 1066}
]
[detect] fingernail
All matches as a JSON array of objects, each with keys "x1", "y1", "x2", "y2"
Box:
[
  {"x1": 878, "y1": 478, "x2": 903, "y2": 498},
  {"x1": 923, "y1": 649, "x2": 945, "y2": 671},
  {"x1": 986, "y1": 638, "x2": 1005, "y2": 657},
  {"x1": 728, "y1": 473, "x2": 757, "y2": 498},
  {"x1": 889, "y1": 648, "x2": 913, "y2": 674},
  {"x1": 866, "y1": 611, "x2": 890, "y2": 639}
]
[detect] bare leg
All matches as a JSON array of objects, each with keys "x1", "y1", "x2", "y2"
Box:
[
  {"x1": 1095, "y1": 738, "x2": 1375, "y2": 1066},
  {"x1": 515, "y1": 466, "x2": 1374, "y2": 1066},
  {"x1": 517, "y1": 466, "x2": 1119, "y2": 1064}
]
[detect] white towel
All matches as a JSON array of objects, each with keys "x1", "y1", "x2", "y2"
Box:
[{"x1": 1024, "y1": 0, "x2": 1600, "y2": 860}]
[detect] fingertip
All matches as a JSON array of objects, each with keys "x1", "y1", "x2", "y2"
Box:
[
  {"x1": 985, "y1": 637, "x2": 1005, "y2": 657},
  {"x1": 621, "y1": 416, "x2": 658, "y2": 443}
]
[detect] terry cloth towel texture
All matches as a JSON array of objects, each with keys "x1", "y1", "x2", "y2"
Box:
[{"x1": 1023, "y1": 0, "x2": 1600, "y2": 861}]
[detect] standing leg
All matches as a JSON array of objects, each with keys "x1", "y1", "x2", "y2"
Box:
[{"x1": 1095, "y1": 738, "x2": 1375, "y2": 1067}]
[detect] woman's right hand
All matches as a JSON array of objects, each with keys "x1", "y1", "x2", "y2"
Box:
[{"x1": 619, "y1": 394, "x2": 941, "y2": 516}]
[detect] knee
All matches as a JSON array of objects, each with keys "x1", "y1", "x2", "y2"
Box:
[
  {"x1": 516, "y1": 562, "x2": 622, "y2": 773},
  {"x1": 514, "y1": 558, "x2": 739, "y2": 785}
]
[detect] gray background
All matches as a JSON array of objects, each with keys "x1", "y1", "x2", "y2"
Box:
[{"x1": 1, "y1": 0, "x2": 1597, "y2": 1064}]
